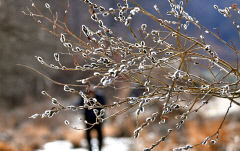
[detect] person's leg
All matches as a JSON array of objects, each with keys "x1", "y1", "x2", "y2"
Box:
[
  {"x1": 96, "y1": 124, "x2": 103, "y2": 151},
  {"x1": 86, "y1": 128, "x2": 92, "y2": 151}
]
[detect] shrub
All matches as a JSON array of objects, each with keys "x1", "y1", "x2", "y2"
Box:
[{"x1": 23, "y1": 0, "x2": 240, "y2": 150}]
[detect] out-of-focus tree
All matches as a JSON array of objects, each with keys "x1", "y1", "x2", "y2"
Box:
[{"x1": 0, "y1": 0, "x2": 60, "y2": 107}]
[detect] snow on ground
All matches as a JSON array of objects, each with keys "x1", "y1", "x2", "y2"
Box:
[
  {"x1": 36, "y1": 137, "x2": 133, "y2": 151},
  {"x1": 199, "y1": 97, "x2": 240, "y2": 118}
]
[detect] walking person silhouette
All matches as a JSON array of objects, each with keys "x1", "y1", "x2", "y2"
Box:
[{"x1": 77, "y1": 85, "x2": 106, "y2": 151}]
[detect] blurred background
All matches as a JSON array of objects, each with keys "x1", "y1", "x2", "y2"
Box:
[{"x1": 0, "y1": 0, "x2": 240, "y2": 151}]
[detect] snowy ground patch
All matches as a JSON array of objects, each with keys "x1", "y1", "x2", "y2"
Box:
[
  {"x1": 36, "y1": 137, "x2": 133, "y2": 151},
  {"x1": 199, "y1": 97, "x2": 240, "y2": 118}
]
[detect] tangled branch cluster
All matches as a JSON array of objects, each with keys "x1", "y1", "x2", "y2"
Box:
[{"x1": 23, "y1": 0, "x2": 240, "y2": 150}]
